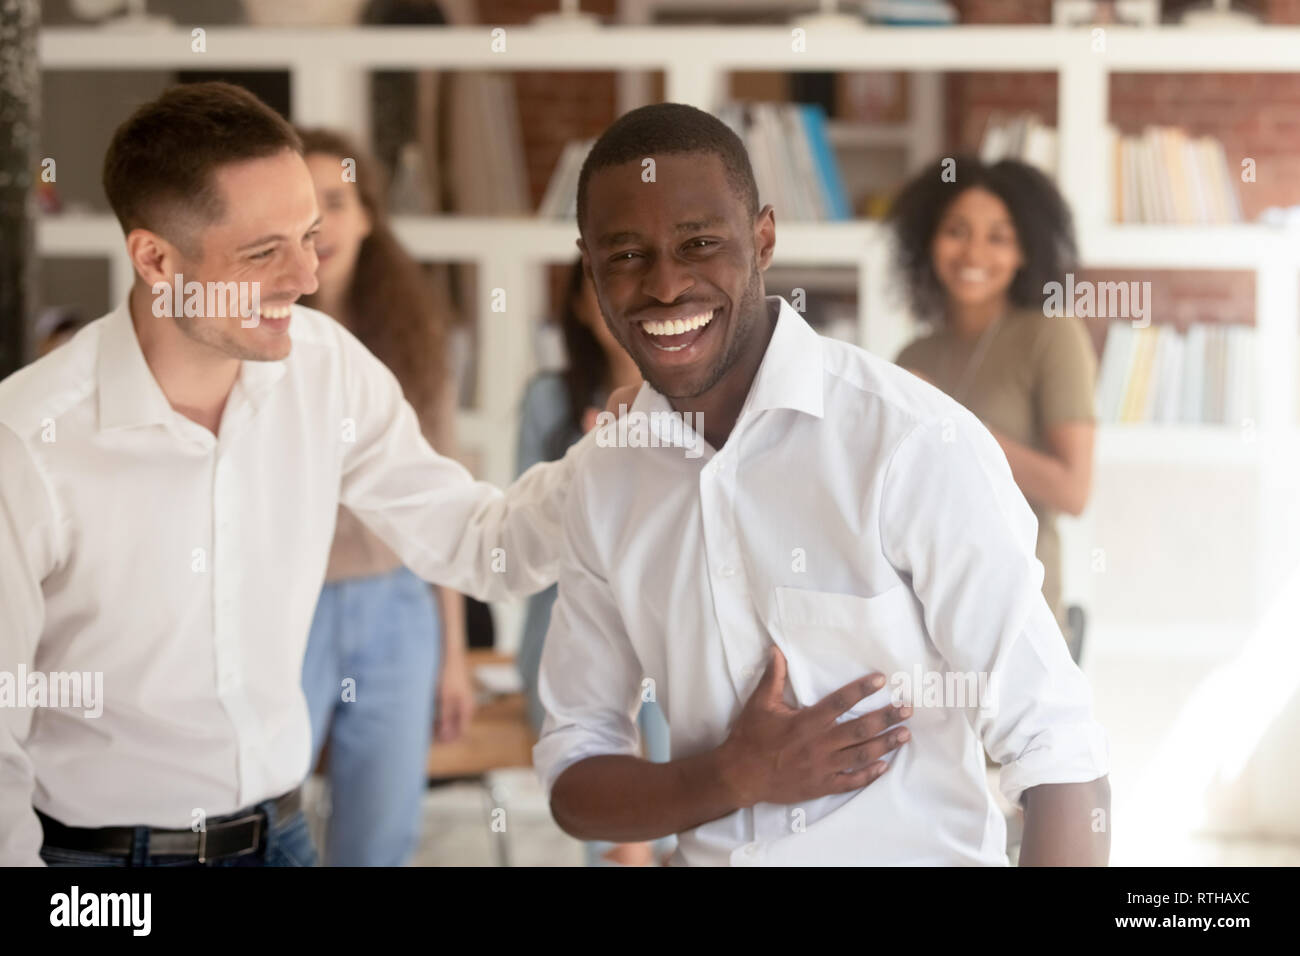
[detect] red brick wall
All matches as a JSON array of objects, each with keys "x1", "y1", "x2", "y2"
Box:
[
  {"x1": 944, "y1": 72, "x2": 1057, "y2": 152},
  {"x1": 956, "y1": 0, "x2": 1052, "y2": 23},
  {"x1": 1268, "y1": 0, "x2": 1300, "y2": 21},
  {"x1": 508, "y1": 70, "x2": 619, "y2": 208}
]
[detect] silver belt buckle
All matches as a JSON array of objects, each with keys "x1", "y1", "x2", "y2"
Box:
[{"x1": 198, "y1": 812, "x2": 263, "y2": 864}]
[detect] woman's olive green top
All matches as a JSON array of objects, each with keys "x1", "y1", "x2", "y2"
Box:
[{"x1": 895, "y1": 310, "x2": 1097, "y2": 632}]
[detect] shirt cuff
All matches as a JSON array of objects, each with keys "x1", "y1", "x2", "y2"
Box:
[
  {"x1": 997, "y1": 720, "x2": 1111, "y2": 807},
  {"x1": 532, "y1": 727, "x2": 641, "y2": 797}
]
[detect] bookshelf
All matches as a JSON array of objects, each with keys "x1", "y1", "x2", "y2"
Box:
[
  {"x1": 37, "y1": 25, "x2": 1300, "y2": 445},
  {"x1": 34, "y1": 23, "x2": 1300, "y2": 646}
]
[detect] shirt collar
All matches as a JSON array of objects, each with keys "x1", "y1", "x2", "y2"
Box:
[
  {"x1": 740, "y1": 295, "x2": 826, "y2": 421},
  {"x1": 628, "y1": 294, "x2": 826, "y2": 447},
  {"x1": 96, "y1": 300, "x2": 175, "y2": 431},
  {"x1": 96, "y1": 299, "x2": 288, "y2": 431}
]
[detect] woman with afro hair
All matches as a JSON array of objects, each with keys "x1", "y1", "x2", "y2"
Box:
[{"x1": 889, "y1": 157, "x2": 1097, "y2": 662}]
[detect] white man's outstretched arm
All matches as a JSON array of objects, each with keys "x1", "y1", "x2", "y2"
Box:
[{"x1": 334, "y1": 323, "x2": 585, "y2": 603}]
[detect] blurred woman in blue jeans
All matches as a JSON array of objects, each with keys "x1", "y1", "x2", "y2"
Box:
[
  {"x1": 298, "y1": 129, "x2": 475, "y2": 866},
  {"x1": 518, "y1": 260, "x2": 674, "y2": 866}
]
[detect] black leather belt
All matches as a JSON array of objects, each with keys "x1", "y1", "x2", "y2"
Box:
[{"x1": 38, "y1": 787, "x2": 302, "y2": 862}]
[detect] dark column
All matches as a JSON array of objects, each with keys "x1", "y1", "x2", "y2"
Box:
[{"x1": 0, "y1": 0, "x2": 38, "y2": 377}]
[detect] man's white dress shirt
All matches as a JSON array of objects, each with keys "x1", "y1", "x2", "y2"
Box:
[
  {"x1": 534, "y1": 296, "x2": 1109, "y2": 866},
  {"x1": 0, "y1": 301, "x2": 574, "y2": 866}
]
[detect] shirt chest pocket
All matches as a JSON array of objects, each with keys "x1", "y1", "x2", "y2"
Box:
[{"x1": 772, "y1": 584, "x2": 919, "y2": 719}]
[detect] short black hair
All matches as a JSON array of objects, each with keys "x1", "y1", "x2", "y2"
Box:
[
  {"x1": 887, "y1": 156, "x2": 1078, "y2": 321},
  {"x1": 576, "y1": 103, "x2": 760, "y2": 233}
]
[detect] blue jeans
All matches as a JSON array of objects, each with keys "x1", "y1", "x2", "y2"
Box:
[
  {"x1": 302, "y1": 566, "x2": 441, "y2": 866},
  {"x1": 38, "y1": 800, "x2": 317, "y2": 866}
]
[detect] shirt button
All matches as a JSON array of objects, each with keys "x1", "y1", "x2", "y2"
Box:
[{"x1": 720, "y1": 564, "x2": 735, "y2": 578}]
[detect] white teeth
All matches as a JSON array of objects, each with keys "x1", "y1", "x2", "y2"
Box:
[
  {"x1": 259, "y1": 305, "x2": 292, "y2": 319},
  {"x1": 641, "y1": 310, "x2": 714, "y2": 337}
]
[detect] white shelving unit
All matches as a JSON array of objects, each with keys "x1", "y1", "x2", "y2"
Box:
[
  {"x1": 34, "y1": 24, "x2": 1300, "y2": 642},
  {"x1": 615, "y1": 0, "x2": 947, "y2": 177}
]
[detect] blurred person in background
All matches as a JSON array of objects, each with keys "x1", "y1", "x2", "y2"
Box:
[
  {"x1": 33, "y1": 307, "x2": 86, "y2": 357},
  {"x1": 516, "y1": 260, "x2": 673, "y2": 866},
  {"x1": 298, "y1": 128, "x2": 474, "y2": 866},
  {"x1": 889, "y1": 157, "x2": 1097, "y2": 662}
]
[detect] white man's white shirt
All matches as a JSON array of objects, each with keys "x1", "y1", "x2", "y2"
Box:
[
  {"x1": 534, "y1": 295, "x2": 1109, "y2": 866},
  {"x1": 0, "y1": 301, "x2": 577, "y2": 866}
]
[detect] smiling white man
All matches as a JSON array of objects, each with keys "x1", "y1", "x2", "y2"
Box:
[{"x1": 0, "y1": 81, "x2": 584, "y2": 869}]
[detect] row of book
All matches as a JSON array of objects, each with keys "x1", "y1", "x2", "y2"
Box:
[
  {"x1": 537, "y1": 138, "x2": 593, "y2": 219},
  {"x1": 979, "y1": 112, "x2": 1058, "y2": 176},
  {"x1": 862, "y1": 0, "x2": 958, "y2": 24},
  {"x1": 1113, "y1": 126, "x2": 1243, "y2": 225},
  {"x1": 447, "y1": 74, "x2": 532, "y2": 215},
  {"x1": 538, "y1": 102, "x2": 852, "y2": 221},
  {"x1": 716, "y1": 103, "x2": 852, "y2": 221},
  {"x1": 979, "y1": 113, "x2": 1244, "y2": 226},
  {"x1": 1096, "y1": 322, "x2": 1256, "y2": 425}
]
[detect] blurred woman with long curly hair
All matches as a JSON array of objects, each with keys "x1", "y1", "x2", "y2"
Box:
[{"x1": 297, "y1": 128, "x2": 473, "y2": 866}]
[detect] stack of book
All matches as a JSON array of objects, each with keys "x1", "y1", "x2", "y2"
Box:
[
  {"x1": 1112, "y1": 126, "x2": 1243, "y2": 224},
  {"x1": 715, "y1": 103, "x2": 852, "y2": 221},
  {"x1": 978, "y1": 112, "x2": 1058, "y2": 177},
  {"x1": 1095, "y1": 322, "x2": 1257, "y2": 425},
  {"x1": 447, "y1": 74, "x2": 531, "y2": 215},
  {"x1": 538, "y1": 103, "x2": 852, "y2": 221},
  {"x1": 536, "y1": 139, "x2": 594, "y2": 219},
  {"x1": 861, "y1": 0, "x2": 958, "y2": 24},
  {"x1": 977, "y1": 117, "x2": 1244, "y2": 227}
]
